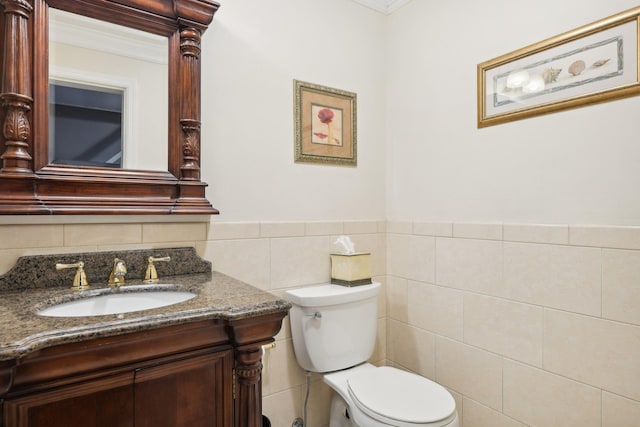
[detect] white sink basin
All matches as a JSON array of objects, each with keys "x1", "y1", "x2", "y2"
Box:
[{"x1": 38, "y1": 290, "x2": 196, "y2": 317}]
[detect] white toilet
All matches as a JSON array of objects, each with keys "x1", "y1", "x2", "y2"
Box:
[{"x1": 285, "y1": 282, "x2": 459, "y2": 427}]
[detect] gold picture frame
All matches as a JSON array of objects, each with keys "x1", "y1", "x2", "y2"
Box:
[
  {"x1": 294, "y1": 80, "x2": 357, "y2": 166},
  {"x1": 478, "y1": 6, "x2": 640, "y2": 128}
]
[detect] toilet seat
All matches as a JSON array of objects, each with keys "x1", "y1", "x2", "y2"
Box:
[
  {"x1": 324, "y1": 364, "x2": 458, "y2": 427},
  {"x1": 347, "y1": 367, "x2": 456, "y2": 426}
]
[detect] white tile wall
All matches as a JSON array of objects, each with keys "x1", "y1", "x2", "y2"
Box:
[
  {"x1": 602, "y1": 249, "x2": 640, "y2": 326},
  {"x1": 199, "y1": 239, "x2": 271, "y2": 290},
  {"x1": 0, "y1": 224, "x2": 63, "y2": 249},
  {"x1": 389, "y1": 221, "x2": 640, "y2": 427},
  {"x1": 570, "y1": 225, "x2": 640, "y2": 249},
  {"x1": 602, "y1": 392, "x2": 640, "y2": 427},
  {"x1": 544, "y1": 309, "x2": 640, "y2": 401},
  {"x1": 463, "y1": 293, "x2": 543, "y2": 367},
  {"x1": 386, "y1": 275, "x2": 408, "y2": 323},
  {"x1": 503, "y1": 223, "x2": 569, "y2": 245},
  {"x1": 413, "y1": 221, "x2": 453, "y2": 237},
  {"x1": 435, "y1": 237, "x2": 505, "y2": 297},
  {"x1": 388, "y1": 319, "x2": 437, "y2": 379},
  {"x1": 387, "y1": 233, "x2": 435, "y2": 282},
  {"x1": 452, "y1": 222, "x2": 503, "y2": 240},
  {"x1": 503, "y1": 242, "x2": 602, "y2": 315},
  {"x1": 2, "y1": 219, "x2": 640, "y2": 427},
  {"x1": 503, "y1": 360, "x2": 601, "y2": 427},
  {"x1": 462, "y1": 397, "x2": 527, "y2": 427},
  {"x1": 435, "y1": 336, "x2": 503, "y2": 411},
  {"x1": 408, "y1": 280, "x2": 463, "y2": 340}
]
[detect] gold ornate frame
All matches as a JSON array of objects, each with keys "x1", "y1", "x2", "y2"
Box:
[
  {"x1": 478, "y1": 6, "x2": 640, "y2": 128},
  {"x1": 294, "y1": 80, "x2": 357, "y2": 166}
]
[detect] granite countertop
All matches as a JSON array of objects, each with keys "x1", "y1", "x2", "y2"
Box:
[{"x1": 0, "y1": 271, "x2": 291, "y2": 362}]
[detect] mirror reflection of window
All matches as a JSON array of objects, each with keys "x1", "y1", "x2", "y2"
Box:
[
  {"x1": 48, "y1": 8, "x2": 168, "y2": 171},
  {"x1": 49, "y1": 83, "x2": 124, "y2": 168}
]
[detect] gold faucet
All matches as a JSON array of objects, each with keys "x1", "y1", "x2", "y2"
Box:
[
  {"x1": 143, "y1": 256, "x2": 171, "y2": 283},
  {"x1": 108, "y1": 258, "x2": 127, "y2": 286},
  {"x1": 56, "y1": 261, "x2": 90, "y2": 291}
]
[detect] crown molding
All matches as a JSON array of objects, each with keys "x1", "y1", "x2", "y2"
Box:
[
  {"x1": 49, "y1": 8, "x2": 167, "y2": 65},
  {"x1": 352, "y1": 0, "x2": 413, "y2": 14}
]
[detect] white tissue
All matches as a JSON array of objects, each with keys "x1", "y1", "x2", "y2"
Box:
[{"x1": 333, "y1": 235, "x2": 356, "y2": 255}]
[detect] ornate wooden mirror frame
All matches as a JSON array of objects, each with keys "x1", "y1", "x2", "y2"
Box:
[{"x1": 0, "y1": 0, "x2": 219, "y2": 214}]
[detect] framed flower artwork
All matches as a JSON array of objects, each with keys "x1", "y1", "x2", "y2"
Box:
[{"x1": 294, "y1": 80, "x2": 357, "y2": 166}]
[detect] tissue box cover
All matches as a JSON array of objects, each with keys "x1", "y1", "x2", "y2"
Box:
[{"x1": 330, "y1": 253, "x2": 372, "y2": 286}]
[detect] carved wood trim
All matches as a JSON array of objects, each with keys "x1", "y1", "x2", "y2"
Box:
[
  {"x1": 0, "y1": 0, "x2": 33, "y2": 174},
  {"x1": 9, "y1": 320, "x2": 229, "y2": 393},
  {"x1": 227, "y1": 312, "x2": 288, "y2": 427},
  {"x1": 0, "y1": 359, "x2": 16, "y2": 397},
  {"x1": 234, "y1": 345, "x2": 263, "y2": 427},
  {"x1": 179, "y1": 27, "x2": 202, "y2": 182}
]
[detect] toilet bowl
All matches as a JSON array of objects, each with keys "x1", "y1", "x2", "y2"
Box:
[
  {"x1": 285, "y1": 282, "x2": 459, "y2": 427},
  {"x1": 325, "y1": 364, "x2": 458, "y2": 427}
]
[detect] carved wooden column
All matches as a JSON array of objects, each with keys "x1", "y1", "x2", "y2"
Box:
[
  {"x1": 0, "y1": 0, "x2": 33, "y2": 174},
  {"x1": 234, "y1": 345, "x2": 264, "y2": 427},
  {"x1": 173, "y1": 24, "x2": 216, "y2": 213},
  {"x1": 179, "y1": 27, "x2": 201, "y2": 182},
  {"x1": 0, "y1": 0, "x2": 45, "y2": 213},
  {"x1": 227, "y1": 312, "x2": 288, "y2": 427}
]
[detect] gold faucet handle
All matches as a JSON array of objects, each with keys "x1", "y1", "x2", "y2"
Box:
[
  {"x1": 144, "y1": 256, "x2": 171, "y2": 283},
  {"x1": 56, "y1": 261, "x2": 90, "y2": 291},
  {"x1": 108, "y1": 258, "x2": 127, "y2": 286}
]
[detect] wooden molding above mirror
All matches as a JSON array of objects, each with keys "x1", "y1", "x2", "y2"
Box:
[{"x1": 0, "y1": 0, "x2": 220, "y2": 214}]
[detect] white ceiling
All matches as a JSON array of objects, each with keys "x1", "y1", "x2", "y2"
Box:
[{"x1": 352, "y1": 0, "x2": 414, "y2": 14}]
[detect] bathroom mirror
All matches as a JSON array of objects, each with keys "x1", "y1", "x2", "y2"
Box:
[
  {"x1": 49, "y1": 9, "x2": 168, "y2": 171},
  {"x1": 0, "y1": 0, "x2": 220, "y2": 214}
]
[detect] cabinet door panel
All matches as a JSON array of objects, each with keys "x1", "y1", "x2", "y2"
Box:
[
  {"x1": 134, "y1": 350, "x2": 233, "y2": 427},
  {"x1": 3, "y1": 373, "x2": 133, "y2": 427}
]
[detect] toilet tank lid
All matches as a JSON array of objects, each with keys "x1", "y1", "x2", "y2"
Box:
[{"x1": 284, "y1": 282, "x2": 380, "y2": 307}]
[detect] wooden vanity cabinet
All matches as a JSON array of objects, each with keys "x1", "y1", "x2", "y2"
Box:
[
  {"x1": 134, "y1": 350, "x2": 233, "y2": 427},
  {"x1": 1, "y1": 312, "x2": 286, "y2": 427},
  {"x1": 4, "y1": 372, "x2": 134, "y2": 427},
  {"x1": 3, "y1": 341, "x2": 233, "y2": 427}
]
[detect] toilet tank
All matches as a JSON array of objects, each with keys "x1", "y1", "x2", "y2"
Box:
[{"x1": 284, "y1": 282, "x2": 381, "y2": 373}]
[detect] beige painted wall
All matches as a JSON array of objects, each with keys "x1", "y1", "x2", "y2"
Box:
[
  {"x1": 201, "y1": 0, "x2": 387, "y2": 221},
  {"x1": 386, "y1": 0, "x2": 640, "y2": 225}
]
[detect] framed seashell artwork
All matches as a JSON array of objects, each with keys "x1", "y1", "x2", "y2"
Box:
[
  {"x1": 477, "y1": 6, "x2": 640, "y2": 127},
  {"x1": 294, "y1": 80, "x2": 357, "y2": 166}
]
